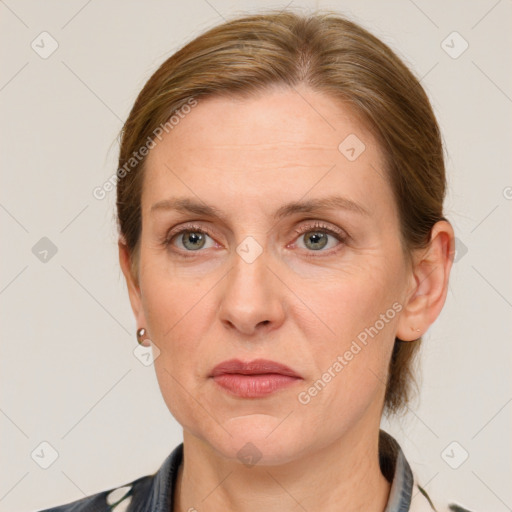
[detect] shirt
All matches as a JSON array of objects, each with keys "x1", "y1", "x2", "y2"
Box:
[{"x1": 36, "y1": 430, "x2": 475, "y2": 512}]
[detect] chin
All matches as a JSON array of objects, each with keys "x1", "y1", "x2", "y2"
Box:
[{"x1": 207, "y1": 414, "x2": 309, "y2": 467}]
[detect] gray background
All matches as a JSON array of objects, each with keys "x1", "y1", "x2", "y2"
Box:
[{"x1": 1, "y1": 1, "x2": 511, "y2": 511}]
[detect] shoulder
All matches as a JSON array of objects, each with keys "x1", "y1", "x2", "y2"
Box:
[
  {"x1": 35, "y1": 474, "x2": 152, "y2": 512},
  {"x1": 35, "y1": 443, "x2": 183, "y2": 512}
]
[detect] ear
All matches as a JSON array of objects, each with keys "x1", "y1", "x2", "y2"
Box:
[
  {"x1": 396, "y1": 220, "x2": 455, "y2": 342},
  {"x1": 118, "y1": 239, "x2": 150, "y2": 346}
]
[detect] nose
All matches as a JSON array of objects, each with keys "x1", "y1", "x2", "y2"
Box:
[{"x1": 218, "y1": 245, "x2": 286, "y2": 337}]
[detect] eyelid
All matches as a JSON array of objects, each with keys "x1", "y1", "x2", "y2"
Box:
[
  {"x1": 293, "y1": 220, "x2": 348, "y2": 239},
  {"x1": 163, "y1": 222, "x2": 217, "y2": 245}
]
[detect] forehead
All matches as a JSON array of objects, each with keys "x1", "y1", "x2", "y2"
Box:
[{"x1": 142, "y1": 85, "x2": 392, "y2": 220}]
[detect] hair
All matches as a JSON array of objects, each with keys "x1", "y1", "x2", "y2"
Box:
[{"x1": 116, "y1": 9, "x2": 448, "y2": 416}]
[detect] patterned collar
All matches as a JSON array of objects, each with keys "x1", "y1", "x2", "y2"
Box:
[{"x1": 380, "y1": 429, "x2": 415, "y2": 511}]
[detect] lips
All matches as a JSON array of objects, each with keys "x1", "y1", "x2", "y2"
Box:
[
  {"x1": 210, "y1": 358, "x2": 302, "y2": 398},
  {"x1": 210, "y1": 358, "x2": 301, "y2": 378}
]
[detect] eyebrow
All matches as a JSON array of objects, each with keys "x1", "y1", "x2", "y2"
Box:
[{"x1": 150, "y1": 195, "x2": 371, "y2": 221}]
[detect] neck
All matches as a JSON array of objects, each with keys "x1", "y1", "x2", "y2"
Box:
[{"x1": 174, "y1": 425, "x2": 391, "y2": 512}]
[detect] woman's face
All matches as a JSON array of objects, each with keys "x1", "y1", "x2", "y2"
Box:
[{"x1": 127, "y1": 84, "x2": 417, "y2": 464}]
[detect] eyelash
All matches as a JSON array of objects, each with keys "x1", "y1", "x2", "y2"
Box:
[
  {"x1": 293, "y1": 222, "x2": 347, "y2": 258},
  {"x1": 161, "y1": 221, "x2": 347, "y2": 258}
]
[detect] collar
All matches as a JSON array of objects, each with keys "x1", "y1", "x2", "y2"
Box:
[
  {"x1": 135, "y1": 429, "x2": 415, "y2": 512},
  {"x1": 380, "y1": 429, "x2": 415, "y2": 511}
]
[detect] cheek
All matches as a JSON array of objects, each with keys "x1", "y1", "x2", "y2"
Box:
[
  {"x1": 143, "y1": 269, "x2": 215, "y2": 428},
  {"x1": 296, "y1": 279, "x2": 396, "y2": 425},
  {"x1": 152, "y1": 357, "x2": 212, "y2": 438},
  {"x1": 140, "y1": 250, "x2": 207, "y2": 335},
  {"x1": 300, "y1": 259, "x2": 397, "y2": 343},
  {"x1": 295, "y1": 258, "x2": 400, "y2": 399},
  {"x1": 139, "y1": 259, "x2": 214, "y2": 382}
]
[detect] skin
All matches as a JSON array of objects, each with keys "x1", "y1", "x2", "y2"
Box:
[{"x1": 119, "y1": 83, "x2": 455, "y2": 512}]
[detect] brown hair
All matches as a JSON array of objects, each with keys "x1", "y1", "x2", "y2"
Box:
[{"x1": 116, "y1": 9, "x2": 448, "y2": 415}]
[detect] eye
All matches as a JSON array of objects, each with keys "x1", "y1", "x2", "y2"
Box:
[
  {"x1": 163, "y1": 224, "x2": 217, "y2": 253},
  {"x1": 161, "y1": 221, "x2": 347, "y2": 257},
  {"x1": 293, "y1": 222, "x2": 347, "y2": 254}
]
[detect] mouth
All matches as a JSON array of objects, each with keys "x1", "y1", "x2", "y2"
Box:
[{"x1": 210, "y1": 358, "x2": 303, "y2": 398}]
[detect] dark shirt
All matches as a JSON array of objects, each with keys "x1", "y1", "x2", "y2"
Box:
[{"x1": 36, "y1": 430, "x2": 474, "y2": 512}]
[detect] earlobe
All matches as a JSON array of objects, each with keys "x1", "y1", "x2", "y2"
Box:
[{"x1": 396, "y1": 220, "x2": 455, "y2": 342}]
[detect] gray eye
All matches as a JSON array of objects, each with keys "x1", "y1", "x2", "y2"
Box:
[
  {"x1": 180, "y1": 232, "x2": 207, "y2": 250},
  {"x1": 303, "y1": 232, "x2": 329, "y2": 250}
]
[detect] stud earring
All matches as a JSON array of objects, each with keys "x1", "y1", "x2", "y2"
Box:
[{"x1": 136, "y1": 327, "x2": 149, "y2": 345}]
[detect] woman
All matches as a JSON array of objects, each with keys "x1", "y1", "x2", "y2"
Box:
[{"x1": 39, "y1": 9, "x2": 473, "y2": 512}]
